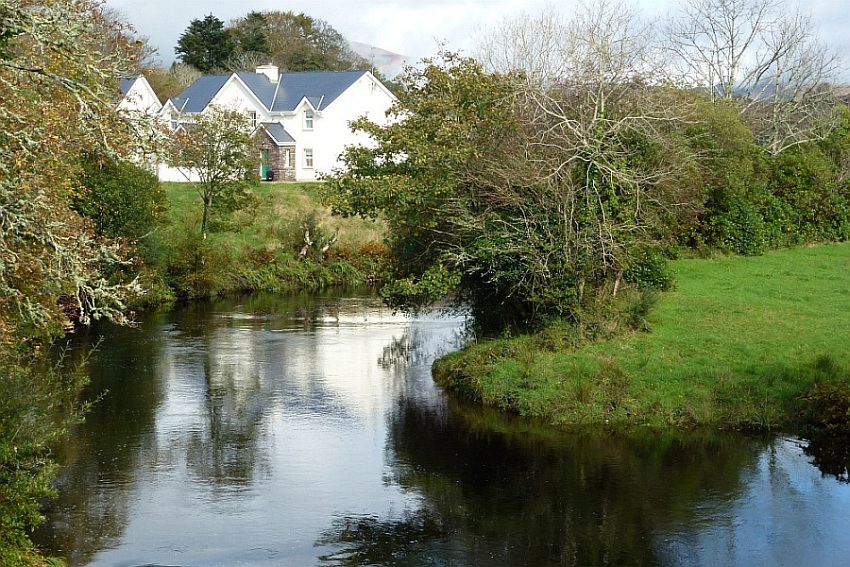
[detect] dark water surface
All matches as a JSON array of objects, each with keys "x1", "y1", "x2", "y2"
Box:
[{"x1": 34, "y1": 294, "x2": 850, "y2": 566}]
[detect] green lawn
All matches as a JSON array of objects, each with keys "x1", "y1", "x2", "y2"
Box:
[{"x1": 434, "y1": 243, "x2": 850, "y2": 430}]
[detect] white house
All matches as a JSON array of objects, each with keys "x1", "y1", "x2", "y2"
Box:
[
  {"x1": 118, "y1": 74, "x2": 162, "y2": 118},
  {"x1": 117, "y1": 74, "x2": 163, "y2": 171},
  {"x1": 159, "y1": 65, "x2": 397, "y2": 182}
]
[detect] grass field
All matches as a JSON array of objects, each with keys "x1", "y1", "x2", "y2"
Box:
[{"x1": 434, "y1": 243, "x2": 850, "y2": 431}]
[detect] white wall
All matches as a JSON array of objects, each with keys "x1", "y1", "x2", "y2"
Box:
[
  {"x1": 289, "y1": 73, "x2": 396, "y2": 182},
  {"x1": 208, "y1": 77, "x2": 272, "y2": 125},
  {"x1": 118, "y1": 76, "x2": 162, "y2": 117}
]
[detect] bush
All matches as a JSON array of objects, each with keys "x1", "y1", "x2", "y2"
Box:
[
  {"x1": 73, "y1": 153, "x2": 167, "y2": 243},
  {"x1": 802, "y1": 382, "x2": 850, "y2": 436},
  {"x1": 164, "y1": 224, "x2": 234, "y2": 299},
  {"x1": 0, "y1": 351, "x2": 88, "y2": 566},
  {"x1": 624, "y1": 247, "x2": 675, "y2": 291},
  {"x1": 710, "y1": 197, "x2": 767, "y2": 256}
]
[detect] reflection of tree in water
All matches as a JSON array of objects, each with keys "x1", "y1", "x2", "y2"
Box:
[
  {"x1": 803, "y1": 434, "x2": 850, "y2": 483},
  {"x1": 183, "y1": 329, "x2": 271, "y2": 490},
  {"x1": 34, "y1": 316, "x2": 166, "y2": 565},
  {"x1": 319, "y1": 398, "x2": 763, "y2": 566},
  {"x1": 379, "y1": 332, "x2": 413, "y2": 369},
  {"x1": 379, "y1": 318, "x2": 470, "y2": 370},
  {"x1": 317, "y1": 511, "x2": 450, "y2": 566}
]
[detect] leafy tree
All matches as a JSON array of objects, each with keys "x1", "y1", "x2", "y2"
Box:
[
  {"x1": 326, "y1": 4, "x2": 692, "y2": 332},
  {"x1": 228, "y1": 10, "x2": 368, "y2": 72},
  {"x1": 175, "y1": 14, "x2": 235, "y2": 73},
  {"x1": 677, "y1": 98, "x2": 770, "y2": 253},
  {"x1": 169, "y1": 107, "x2": 259, "y2": 238},
  {"x1": 0, "y1": 0, "x2": 146, "y2": 563},
  {"x1": 145, "y1": 62, "x2": 202, "y2": 103},
  {"x1": 323, "y1": 53, "x2": 519, "y2": 325},
  {"x1": 0, "y1": 0, "x2": 143, "y2": 341},
  {"x1": 73, "y1": 153, "x2": 167, "y2": 241},
  {"x1": 230, "y1": 11, "x2": 270, "y2": 57}
]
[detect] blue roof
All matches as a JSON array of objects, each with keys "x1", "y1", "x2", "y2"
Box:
[
  {"x1": 119, "y1": 76, "x2": 138, "y2": 96},
  {"x1": 173, "y1": 70, "x2": 369, "y2": 114},
  {"x1": 173, "y1": 75, "x2": 230, "y2": 113},
  {"x1": 260, "y1": 122, "x2": 295, "y2": 145}
]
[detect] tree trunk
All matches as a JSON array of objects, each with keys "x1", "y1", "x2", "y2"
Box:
[{"x1": 201, "y1": 195, "x2": 211, "y2": 239}]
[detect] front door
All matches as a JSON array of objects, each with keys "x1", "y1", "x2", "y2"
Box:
[{"x1": 261, "y1": 149, "x2": 271, "y2": 179}]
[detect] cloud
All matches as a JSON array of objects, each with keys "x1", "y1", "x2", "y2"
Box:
[
  {"x1": 108, "y1": 0, "x2": 849, "y2": 80},
  {"x1": 107, "y1": 0, "x2": 543, "y2": 66}
]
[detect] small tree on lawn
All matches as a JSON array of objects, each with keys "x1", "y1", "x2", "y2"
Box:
[{"x1": 170, "y1": 106, "x2": 259, "y2": 238}]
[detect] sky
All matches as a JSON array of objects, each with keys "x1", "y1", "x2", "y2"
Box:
[{"x1": 106, "y1": 0, "x2": 850, "y2": 73}]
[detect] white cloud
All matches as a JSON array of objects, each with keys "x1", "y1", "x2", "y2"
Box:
[{"x1": 107, "y1": 0, "x2": 848, "y2": 79}]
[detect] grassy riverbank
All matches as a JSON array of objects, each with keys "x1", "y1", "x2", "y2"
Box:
[
  {"x1": 146, "y1": 182, "x2": 386, "y2": 301},
  {"x1": 434, "y1": 243, "x2": 850, "y2": 431}
]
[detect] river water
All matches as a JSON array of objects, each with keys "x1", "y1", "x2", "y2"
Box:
[{"x1": 34, "y1": 293, "x2": 850, "y2": 566}]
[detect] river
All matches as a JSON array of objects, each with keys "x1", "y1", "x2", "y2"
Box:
[{"x1": 34, "y1": 293, "x2": 850, "y2": 566}]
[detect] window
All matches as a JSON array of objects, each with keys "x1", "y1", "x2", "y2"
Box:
[
  {"x1": 283, "y1": 149, "x2": 291, "y2": 169},
  {"x1": 304, "y1": 109, "x2": 314, "y2": 130},
  {"x1": 248, "y1": 111, "x2": 257, "y2": 128},
  {"x1": 304, "y1": 148, "x2": 314, "y2": 168},
  {"x1": 169, "y1": 111, "x2": 178, "y2": 130}
]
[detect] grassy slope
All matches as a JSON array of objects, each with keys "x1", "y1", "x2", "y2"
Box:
[
  {"x1": 162, "y1": 181, "x2": 384, "y2": 250},
  {"x1": 154, "y1": 182, "x2": 386, "y2": 297},
  {"x1": 434, "y1": 243, "x2": 850, "y2": 430}
]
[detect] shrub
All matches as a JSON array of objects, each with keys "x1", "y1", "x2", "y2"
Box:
[
  {"x1": 163, "y1": 224, "x2": 233, "y2": 299},
  {"x1": 0, "y1": 351, "x2": 88, "y2": 566},
  {"x1": 73, "y1": 153, "x2": 167, "y2": 242},
  {"x1": 802, "y1": 381, "x2": 850, "y2": 436},
  {"x1": 710, "y1": 197, "x2": 767, "y2": 256},
  {"x1": 624, "y1": 247, "x2": 675, "y2": 290}
]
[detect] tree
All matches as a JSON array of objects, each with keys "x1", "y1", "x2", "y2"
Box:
[
  {"x1": 175, "y1": 14, "x2": 235, "y2": 73},
  {"x1": 0, "y1": 1, "x2": 146, "y2": 563},
  {"x1": 323, "y1": 53, "x2": 516, "y2": 322},
  {"x1": 475, "y1": 2, "x2": 572, "y2": 86},
  {"x1": 228, "y1": 10, "x2": 368, "y2": 72},
  {"x1": 0, "y1": 0, "x2": 144, "y2": 341},
  {"x1": 230, "y1": 10, "x2": 270, "y2": 56},
  {"x1": 73, "y1": 153, "x2": 167, "y2": 241},
  {"x1": 325, "y1": 1, "x2": 694, "y2": 331},
  {"x1": 664, "y1": 0, "x2": 843, "y2": 154},
  {"x1": 169, "y1": 107, "x2": 259, "y2": 238},
  {"x1": 145, "y1": 62, "x2": 202, "y2": 103}
]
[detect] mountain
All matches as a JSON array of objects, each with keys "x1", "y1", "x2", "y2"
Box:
[{"x1": 349, "y1": 41, "x2": 411, "y2": 78}]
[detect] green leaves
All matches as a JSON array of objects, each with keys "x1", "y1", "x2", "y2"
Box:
[
  {"x1": 170, "y1": 107, "x2": 259, "y2": 238},
  {"x1": 175, "y1": 14, "x2": 235, "y2": 73},
  {"x1": 73, "y1": 153, "x2": 167, "y2": 240}
]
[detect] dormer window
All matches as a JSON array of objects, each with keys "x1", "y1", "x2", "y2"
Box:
[{"x1": 304, "y1": 109, "x2": 314, "y2": 130}]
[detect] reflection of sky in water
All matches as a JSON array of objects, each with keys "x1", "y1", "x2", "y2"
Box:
[
  {"x1": 38, "y1": 296, "x2": 850, "y2": 567},
  {"x1": 657, "y1": 437, "x2": 850, "y2": 566},
  {"x1": 85, "y1": 301, "x2": 464, "y2": 566}
]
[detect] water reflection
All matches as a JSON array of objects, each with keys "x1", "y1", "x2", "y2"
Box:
[
  {"x1": 35, "y1": 293, "x2": 850, "y2": 567},
  {"x1": 318, "y1": 397, "x2": 758, "y2": 566}
]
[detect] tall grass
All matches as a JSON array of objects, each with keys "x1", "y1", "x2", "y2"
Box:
[
  {"x1": 434, "y1": 243, "x2": 850, "y2": 430},
  {"x1": 154, "y1": 182, "x2": 387, "y2": 299}
]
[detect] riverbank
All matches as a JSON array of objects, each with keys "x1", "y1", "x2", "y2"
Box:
[
  {"x1": 140, "y1": 182, "x2": 387, "y2": 304},
  {"x1": 433, "y1": 243, "x2": 850, "y2": 431}
]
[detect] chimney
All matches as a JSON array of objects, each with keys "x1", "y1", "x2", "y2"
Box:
[{"x1": 256, "y1": 64, "x2": 279, "y2": 83}]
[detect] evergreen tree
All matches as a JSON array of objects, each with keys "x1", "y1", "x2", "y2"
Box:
[{"x1": 175, "y1": 14, "x2": 235, "y2": 73}]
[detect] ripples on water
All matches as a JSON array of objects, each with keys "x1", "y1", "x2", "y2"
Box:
[{"x1": 34, "y1": 293, "x2": 850, "y2": 566}]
